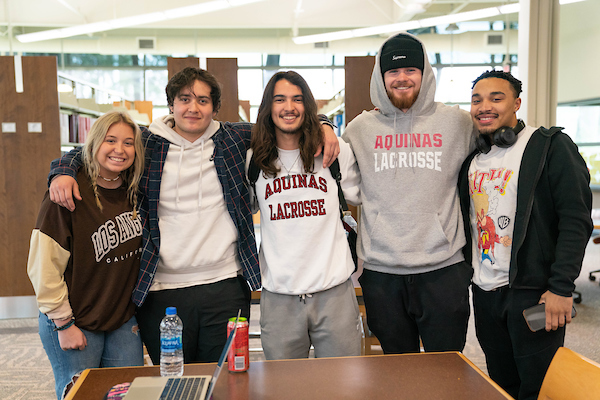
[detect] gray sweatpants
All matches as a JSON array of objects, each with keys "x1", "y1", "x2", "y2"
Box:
[{"x1": 260, "y1": 279, "x2": 362, "y2": 360}]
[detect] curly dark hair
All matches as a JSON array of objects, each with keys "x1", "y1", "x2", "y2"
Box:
[
  {"x1": 251, "y1": 71, "x2": 322, "y2": 177},
  {"x1": 472, "y1": 70, "x2": 522, "y2": 98},
  {"x1": 166, "y1": 67, "x2": 221, "y2": 113}
]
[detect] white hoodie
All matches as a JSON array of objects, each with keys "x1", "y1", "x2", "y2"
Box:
[{"x1": 148, "y1": 115, "x2": 240, "y2": 290}]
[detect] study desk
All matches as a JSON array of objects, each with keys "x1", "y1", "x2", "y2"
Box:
[{"x1": 65, "y1": 352, "x2": 512, "y2": 400}]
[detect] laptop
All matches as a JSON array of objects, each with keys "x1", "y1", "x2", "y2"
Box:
[{"x1": 123, "y1": 311, "x2": 240, "y2": 400}]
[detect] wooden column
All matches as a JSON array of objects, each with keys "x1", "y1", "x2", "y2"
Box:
[
  {"x1": 167, "y1": 57, "x2": 200, "y2": 80},
  {"x1": 344, "y1": 56, "x2": 376, "y2": 124},
  {"x1": 343, "y1": 56, "x2": 376, "y2": 227},
  {"x1": 207, "y1": 58, "x2": 239, "y2": 123},
  {"x1": 0, "y1": 56, "x2": 61, "y2": 296}
]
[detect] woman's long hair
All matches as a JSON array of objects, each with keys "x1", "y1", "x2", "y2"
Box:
[
  {"x1": 251, "y1": 71, "x2": 322, "y2": 177},
  {"x1": 81, "y1": 111, "x2": 145, "y2": 218}
]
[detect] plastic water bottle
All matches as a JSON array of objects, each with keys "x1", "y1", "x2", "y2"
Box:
[
  {"x1": 343, "y1": 211, "x2": 358, "y2": 235},
  {"x1": 160, "y1": 306, "x2": 184, "y2": 377}
]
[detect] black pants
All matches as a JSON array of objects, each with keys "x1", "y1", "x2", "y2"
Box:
[
  {"x1": 136, "y1": 276, "x2": 251, "y2": 364},
  {"x1": 359, "y1": 261, "x2": 472, "y2": 354},
  {"x1": 472, "y1": 285, "x2": 565, "y2": 400}
]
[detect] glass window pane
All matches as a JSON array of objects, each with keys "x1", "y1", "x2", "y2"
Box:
[
  {"x1": 143, "y1": 55, "x2": 168, "y2": 67},
  {"x1": 238, "y1": 69, "x2": 265, "y2": 105},
  {"x1": 61, "y1": 68, "x2": 144, "y2": 103},
  {"x1": 279, "y1": 54, "x2": 333, "y2": 67},
  {"x1": 438, "y1": 51, "x2": 493, "y2": 65},
  {"x1": 435, "y1": 66, "x2": 492, "y2": 104},
  {"x1": 145, "y1": 69, "x2": 169, "y2": 106},
  {"x1": 557, "y1": 106, "x2": 600, "y2": 143},
  {"x1": 578, "y1": 145, "x2": 600, "y2": 186},
  {"x1": 285, "y1": 68, "x2": 337, "y2": 100},
  {"x1": 237, "y1": 54, "x2": 263, "y2": 67}
]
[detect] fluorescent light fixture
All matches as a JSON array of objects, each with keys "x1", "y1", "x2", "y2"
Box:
[
  {"x1": 498, "y1": 3, "x2": 520, "y2": 14},
  {"x1": 293, "y1": 21, "x2": 421, "y2": 45},
  {"x1": 293, "y1": 4, "x2": 518, "y2": 45},
  {"x1": 294, "y1": 0, "x2": 583, "y2": 45},
  {"x1": 16, "y1": 0, "x2": 267, "y2": 43}
]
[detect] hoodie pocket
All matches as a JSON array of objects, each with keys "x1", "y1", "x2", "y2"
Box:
[{"x1": 368, "y1": 212, "x2": 451, "y2": 264}]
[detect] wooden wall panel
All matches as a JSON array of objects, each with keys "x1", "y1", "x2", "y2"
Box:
[
  {"x1": 167, "y1": 57, "x2": 200, "y2": 80},
  {"x1": 207, "y1": 58, "x2": 239, "y2": 123},
  {"x1": 0, "y1": 56, "x2": 61, "y2": 296},
  {"x1": 344, "y1": 56, "x2": 376, "y2": 124}
]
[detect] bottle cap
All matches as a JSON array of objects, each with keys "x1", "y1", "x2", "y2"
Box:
[{"x1": 166, "y1": 306, "x2": 177, "y2": 315}]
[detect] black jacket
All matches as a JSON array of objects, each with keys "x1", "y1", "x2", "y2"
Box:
[{"x1": 459, "y1": 126, "x2": 593, "y2": 296}]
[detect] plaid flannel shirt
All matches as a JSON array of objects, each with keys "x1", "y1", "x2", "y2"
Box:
[{"x1": 48, "y1": 122, "x2": 261, "y2": 307}]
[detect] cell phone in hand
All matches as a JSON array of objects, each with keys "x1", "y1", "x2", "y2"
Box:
[{"x1": 523, "y1": 303, "x2": 577, "y2": 332}]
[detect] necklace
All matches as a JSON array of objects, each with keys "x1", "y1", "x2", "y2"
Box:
[
  {"x1": 98, "y1": 174, "x2": 121, "y2": 182},
  {"x1": 278, "y1": 153, "x2": 301, "y2": 182}
]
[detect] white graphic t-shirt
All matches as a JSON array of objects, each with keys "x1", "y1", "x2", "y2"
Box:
[{"x1": 468, "y1": 126, "x2": 535, "y2": 291}]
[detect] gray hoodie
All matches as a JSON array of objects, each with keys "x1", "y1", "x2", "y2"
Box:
[{"x1": 343, "y1": 33, "x2": 474, "y2": 275}]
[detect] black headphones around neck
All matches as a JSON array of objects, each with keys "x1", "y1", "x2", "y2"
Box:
[{"x1": 475, "y1": 119, "x2": 526, "y2": 154}]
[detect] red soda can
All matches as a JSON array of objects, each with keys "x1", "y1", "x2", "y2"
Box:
[{"x1": 227, "y1": 317, "x2": 249, "y2": 372}]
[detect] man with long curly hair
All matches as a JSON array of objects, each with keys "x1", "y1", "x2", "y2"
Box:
[{"x1": 249, "y1": 71, "x2": 362, "y2": 360}]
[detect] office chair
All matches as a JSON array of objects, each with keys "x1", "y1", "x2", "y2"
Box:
[
  {"x1": 538, "y1": 347, "x2": 600, "y2": 400},
  {"x1": 587, "y1": 236, "x2": 600, "y2": 284}
]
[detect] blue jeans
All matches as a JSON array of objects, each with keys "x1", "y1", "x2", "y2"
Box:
[{"x1": 38, "y1": 313, "x2": 144, "y2": 399}]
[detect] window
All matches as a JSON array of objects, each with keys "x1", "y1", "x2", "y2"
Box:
[{"x1": 557, "y1": 105, "x2": 600, "y2": 186}]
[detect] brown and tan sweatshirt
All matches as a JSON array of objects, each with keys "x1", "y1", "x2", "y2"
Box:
[{"x1": 27, "y1": 170, "x2": 142, "y2": 331}]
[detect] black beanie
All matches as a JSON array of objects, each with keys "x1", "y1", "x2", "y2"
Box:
[{"x1": 380, "y1": 35, "x2": 425, "y2": 75}]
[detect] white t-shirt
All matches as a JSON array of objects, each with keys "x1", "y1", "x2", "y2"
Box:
[
  {"x1": 250, "y1": 138, "x2": 360, "y2": 295},
  {"x1": 468, "y1": 126, "x2": 535, "y2": 291}
]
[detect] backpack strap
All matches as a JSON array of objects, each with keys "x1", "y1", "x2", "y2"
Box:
[
  {"x1": 539, "y1": 126, "x2": 564, "y2": 138},
  {"x1": 330, "y1": 159, "x2": 359, "y2": 271},
  {"x1": 329, "y1": 159, "x2": 348, "y2": 219},
  {"x1": 248, "y1": 152, "x2": 260, "y2": 190}
]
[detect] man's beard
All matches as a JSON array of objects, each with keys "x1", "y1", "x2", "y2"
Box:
[
  {"x1": 387, "y1": 89, "x2": 419, "y2": 110},
  {"x1": 478, "y1": 128, "x2": 496, "y2": 136},
  {"x1": 277, "y1": 125, "x2": 302, "y2": 135}
]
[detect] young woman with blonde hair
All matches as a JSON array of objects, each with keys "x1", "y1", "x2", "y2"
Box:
[{"x1": 28, "y1": 111, "x2": 145, "y2": 399}]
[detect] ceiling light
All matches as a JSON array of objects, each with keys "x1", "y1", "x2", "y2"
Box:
[
  {"x1": 294, "y1": 0, "x2": 583, "y2": 45},
  {"x1": 293, "y1": 4, "x2": 513, "y2": 45},
  {"x1": 445, "y1": 23, "x2": 459, "y2": 32},
  {"x1": 16, "y1": 0, "x2": 267, "y2": 43}
]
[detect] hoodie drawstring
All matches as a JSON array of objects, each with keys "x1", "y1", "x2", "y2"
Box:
[
  {"x1": 175, "y1": 145, "x2": 184, "y2": 205},
  {"x1": 197, "y1": 140, "x2": 204, "y2": 210}
]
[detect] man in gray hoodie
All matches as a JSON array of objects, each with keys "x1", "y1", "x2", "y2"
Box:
[{"x1": 343, "y1": 33, "x2": 475, "y2": 354}]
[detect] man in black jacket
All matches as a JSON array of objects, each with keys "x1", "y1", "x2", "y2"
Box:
[{"x1": 458, "y1": 70, "x2": 593, "y2": 400}]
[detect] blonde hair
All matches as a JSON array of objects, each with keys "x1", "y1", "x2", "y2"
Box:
[{"x1": 81, "y1": 111, "x2": 145, "y2": 218}]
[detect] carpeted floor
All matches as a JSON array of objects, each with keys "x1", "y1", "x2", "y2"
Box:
[{"x1": 1, "y1": 238, "x2": 599, "y2": 400}]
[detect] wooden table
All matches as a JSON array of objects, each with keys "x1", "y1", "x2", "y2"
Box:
[{"x1": 65, "y1": 352, "x2": 512, "y2": 399}]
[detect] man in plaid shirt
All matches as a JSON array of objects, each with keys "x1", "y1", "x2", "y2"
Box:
[{"x1": 48, "y1": 67, "x2": 338, "y2": 365}]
